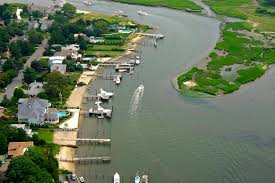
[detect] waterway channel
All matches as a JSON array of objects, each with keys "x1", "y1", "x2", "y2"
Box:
[{"x1": 3, "y1": 0, "x2": 275, "y2": 182}]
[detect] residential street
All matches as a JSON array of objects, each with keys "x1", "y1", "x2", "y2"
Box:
[{"x1": 3, "y1": 40, "x2": 48, "y2": 99}]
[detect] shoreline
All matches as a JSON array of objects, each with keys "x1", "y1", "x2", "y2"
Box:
[{"x1": 53, "y1": 24, "x2": 148, "y2": 172}]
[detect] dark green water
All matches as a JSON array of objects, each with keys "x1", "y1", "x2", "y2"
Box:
[{"x1": 3, "y1": 0, "x2": 275, "y2": 182}]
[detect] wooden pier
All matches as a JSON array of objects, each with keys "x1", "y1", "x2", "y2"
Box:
[
  {"x1": 58, "y1": 156, "x2": 111, "y2": 164},
  {"x1": 137, "y1": 33, "x2": 164, "y2": 39},
  {"x1": 95, "y1": 74, "x2": 118, "y2": 80},
  {"x1": 76, "y1": 138, "x2": 111, "y2": 145}
]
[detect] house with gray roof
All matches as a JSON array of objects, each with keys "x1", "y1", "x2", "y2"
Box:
[{"x1": 17, "y1": 98, "x2": 59, "y2": 125}]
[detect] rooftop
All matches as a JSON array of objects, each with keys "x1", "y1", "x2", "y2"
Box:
[{"x1": 8, "y1": 142, "x2": 33, "y2": 158}]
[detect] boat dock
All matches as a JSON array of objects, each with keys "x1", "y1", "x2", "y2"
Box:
[
  {"x1": 76, "y1": 138, "x2": 111, "y2": 145},
  {"x1": 54, "y1": 138, "x2": 111, "y2": 146},
  {"x1": 137, "y1": 33, "x2": 165, "y2": 39},
  {"x1": 58, "y1": 156, "x2": 111, "y2": 164}
]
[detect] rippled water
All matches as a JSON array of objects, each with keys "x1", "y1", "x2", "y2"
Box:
[{"x1": 3, "y1": 0, "x2": 275, "y2": 182}]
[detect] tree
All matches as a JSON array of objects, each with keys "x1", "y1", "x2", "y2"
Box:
[
  {"x1": 25, "y1": 147, "x2": 59, "y2": 182},
  {"x1": 77, "y1": 37, "x2": 87, "y2": 50},
  {"x1": 23, "y1": 68, "x2": 37, "y2": 84},
  {"x1": 93, "y1": 19, "x2": 110, "y2": 36},
  {"x1": 62, "y1": 3, "x2": 76, "y2": 18},
  {"x1": 7, "y1": 156, "x2": 53, "y2": 183},
  {"x1": 261, "y1": 0, "x2": 275, "y2": 6},
  {"x1": 44, "y1": 71, "x2": 69, "y2": 98},
  {"x1": 13, "y1": 88, "x2": 24, "y2": 99},
  {"x1": 31, "y1": 60, "x2": 43, "y2": 72},
  {"x1": 0, "y1": 133, "x2": 7, "y2": 154},
  {"x1": 28, "y1": 29, "x2": 43, "y2": 45}
]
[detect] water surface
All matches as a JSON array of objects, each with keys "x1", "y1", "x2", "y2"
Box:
[{"x1": 2, "y1": 0, "x2": 275, "y2": 182}]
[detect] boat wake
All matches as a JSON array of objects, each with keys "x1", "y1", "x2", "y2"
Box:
[{"x1": 129, "y1": 85, "x2": 144, "y2": 115}]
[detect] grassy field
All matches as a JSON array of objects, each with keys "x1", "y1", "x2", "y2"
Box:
[
  {"x1": 36, "y1": 129, "x2": 54, "y2": 144},
  {"x1": 203, "y1": 0, "x2": 275, "y2": 32},
  {"x1": 111, "y1": 0, "x2": 202, "y2": 10}
]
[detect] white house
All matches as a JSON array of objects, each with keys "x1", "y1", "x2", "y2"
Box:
[
  {"x1": 48, "y1": 56, "x2": 65, "y2": 65},
  {"x1": 90, "y1": 36, "x2": 105, "y2": 43},
  {"x1": 62, "y1": 44, "x2": 80, "y2": 51}
]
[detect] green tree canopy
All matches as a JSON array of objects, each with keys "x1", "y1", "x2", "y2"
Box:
[
  {"x1": 0, "y1": 133, "x2": 8, "y2": 154},
  {"x1": 13, "y1": 88, "x2": 25, "y2": 99},
  {"x1": 7, "y1": 156, "x2": 53, "y2": 183},
  {"x1": 44, "y1": 71, "x2": 69, "y2": 98},
  {"x1": 28, "y1": 29, "x2": 43, "y2": 45},
  {"x1": 62, "y1": 3, "x2": 76, "y2": 18},
  {"x1": 23, "y1": 68, "x2": 37, "y2": 84}
]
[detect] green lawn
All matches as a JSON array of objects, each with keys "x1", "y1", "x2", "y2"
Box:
[
  {"x1": 85, "y1": 44, "x2": 126, "y2": 57},
  {"x1": 111, "y1": 0, "x2": 202, "y2": 10},
  {"x1": 36, "y1": 129, "x2": 54, "y2": 144}
]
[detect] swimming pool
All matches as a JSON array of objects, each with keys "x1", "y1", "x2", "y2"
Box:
[{"x1": 56, "y1": 111, "x2": 68, "y2": 117}]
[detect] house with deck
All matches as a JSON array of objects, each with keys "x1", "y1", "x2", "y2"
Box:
[{"x1": 17, "y1": 98, "x2": 59, "y2": 125}]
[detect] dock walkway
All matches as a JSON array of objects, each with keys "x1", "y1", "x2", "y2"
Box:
[{"x1": 58, "y1": 156, "x2": 111, "y2": 164}]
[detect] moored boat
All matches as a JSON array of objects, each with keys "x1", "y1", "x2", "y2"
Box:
[
  {"x1": 83, "y1": 1, "x2": 92, "y2": 5},
  {"x1": 137, "y1": 10, "x2": 149, "y2": 16},
  {"x1": 114, "y1": 172, "x2": 120, "y2": 183},
  {"x1": 135, "y1": 175, "x2": 141, "y2": 183}
]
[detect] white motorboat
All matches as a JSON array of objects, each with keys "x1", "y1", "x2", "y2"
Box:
[
  {"x1": 135, "y1": 59, "x2": 140, "y2": 65},
  {"x1": 79, "y1": 176, "x2": 85, "y2": 183},
  {"x1": 97, "y1": 88, "x2": 114, "y2": 100},
  {"x1": 137, "y1": 10, "x2": 149, "y2": 16},
  {"x1": 116, "y1": 10, "x2": 128, "y2": 17},
  {"x1": 118, "y1": 69, "x2": 127, "y2": 73},
  {"x1": 115, "y1": 76, "x2": 121, "y2": 85},
  {"x1": 134, "y1": 175, "x2": 141, "y2": 183},
  {"x1": 83, "y1": 1, "x2": 92, "y2": 5},
  {"x1": 113, "y1": 172, "x2": 120, "y2": 183},
  {"x1": 138, "y1": 85, "x2": 144, "y2": 94},
  {"x1": 89, "y1": 103, "x2": 112, "y2": 116},
  {"x1": 154, "y1": 41, "x2": 157, "y2": 48}
]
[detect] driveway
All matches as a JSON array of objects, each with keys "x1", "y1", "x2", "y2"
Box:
[{"x1": 3, "y1": 40, "x2": 48, "y2": 99}]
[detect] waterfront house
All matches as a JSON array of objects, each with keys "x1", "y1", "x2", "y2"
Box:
[
  {"x1": 50, "y1": 63, "x2": 67, "y2": 74},
  {"x1": 8, "y1": 142, "x2": 33, "y2": 158},
  {"x1": 48, "y1": 56, "x2": 65, "y2": 65},
  {"x1": 90, "y1": 36, "x2": 105, "y2": 43},
  {"x1": 62, "y1": 44, "x2": 80, "y2": 51},
  {"x1": 10, "y1": 124, "x2": 34, "y2": 137},
  {"x1": 74, "y1": 33, "x2": 90, "y2": 42},
  {"x1": 54, "y1": 50, "x2": 82, "y2": 60},
  {"x1": 17, "y1": 98, "x2": 59, "y2": 125},
  {"x1": 82, "y1": 57, "x2": 96, "y2": 62}
]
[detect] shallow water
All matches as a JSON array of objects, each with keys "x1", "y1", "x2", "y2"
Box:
[{"x1": 3, "y1": 0, "x2": 275, "y2": 182}]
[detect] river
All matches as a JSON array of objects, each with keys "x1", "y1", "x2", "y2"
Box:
[{"x1": 3, "y1": 0, "x2": 275, "y2": 182}]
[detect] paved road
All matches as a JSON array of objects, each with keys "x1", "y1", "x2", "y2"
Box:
[{"x1": 3, "y1": 40, "x2": 48, "y2": 99}]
